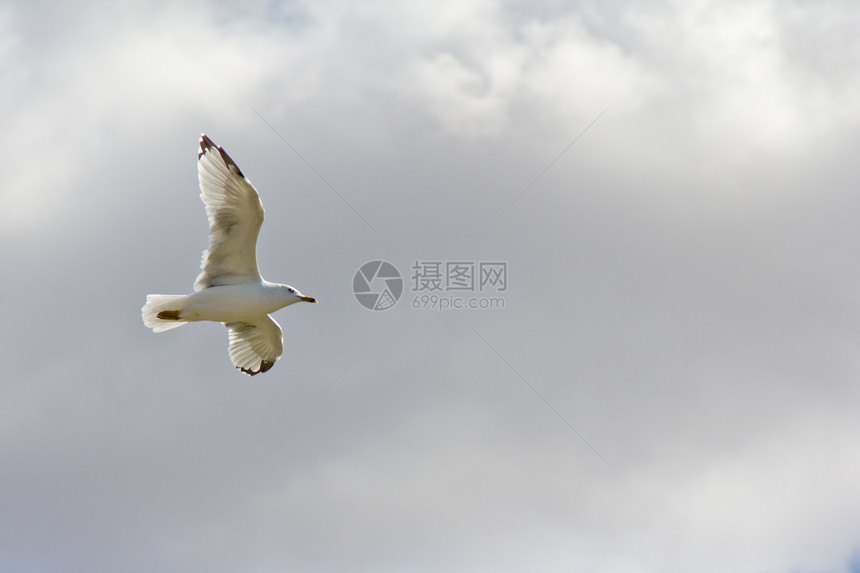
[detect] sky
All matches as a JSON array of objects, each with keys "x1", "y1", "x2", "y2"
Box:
[{"x1": 2, "y1": 0, "x2": 860, "y2": 571}]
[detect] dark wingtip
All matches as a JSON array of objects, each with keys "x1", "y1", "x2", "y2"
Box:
[
  {"x1": 198, "y1": 134, "x2": 215, "y2": 159},
  {"x1": 198, "y1": 133, "x2": 245, "y2": 177},
  {"x1": 239, "y1": 360, "x2": 275, "y2": 376}
]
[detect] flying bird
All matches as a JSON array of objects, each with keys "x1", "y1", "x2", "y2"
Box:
[{"x1": 142, "y1": 134, "x2": 316, "y2": 375}]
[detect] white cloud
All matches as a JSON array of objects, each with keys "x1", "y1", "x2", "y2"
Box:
[
  {"x1": 403, "y1": 9, "x2": 654, "y2": 137},
  {"x1": 0, "y1": 2, "x2": 321, "y2": 236},
  {"x1": 2, "y1": 1, "x2": 860, "y2": 572}
]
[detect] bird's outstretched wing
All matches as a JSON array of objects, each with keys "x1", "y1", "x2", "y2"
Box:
[
  {"x1": 224, "y1": 315, "x2": 284, "y2": 376},
  {"x1": 194, "y1": 134, "x2": 264, "y2": 291}
]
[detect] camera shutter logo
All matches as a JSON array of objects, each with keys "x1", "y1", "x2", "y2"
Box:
[{"x1": 353, "y1": 261, "x2": 403, "y2": 311}]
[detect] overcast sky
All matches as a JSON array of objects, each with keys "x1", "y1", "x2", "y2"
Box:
[{"x1": 3, "y1": 0, "x2": 860, "y2": 572}]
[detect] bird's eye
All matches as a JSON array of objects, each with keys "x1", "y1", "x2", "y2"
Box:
[{"x1": 288, "y1": 288, "x2": 295, "y2": 293}]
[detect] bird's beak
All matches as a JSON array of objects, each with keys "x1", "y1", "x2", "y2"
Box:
[{"x1": 301, "y1": 296, "x2": 317, "y2": 303}]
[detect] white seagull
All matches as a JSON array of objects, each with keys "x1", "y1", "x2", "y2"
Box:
[{"x1": 142, "y1": 134, "x2": 316, "y2": 375}]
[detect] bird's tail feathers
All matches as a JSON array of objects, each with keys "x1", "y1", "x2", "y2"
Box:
[{"x1": 142, "y1": 294, "x2": 190, "y2": 333}]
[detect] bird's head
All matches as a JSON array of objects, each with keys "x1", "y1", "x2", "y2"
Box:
[{"x1": 279, "y1": 284, "x2": 317, "y2": 306}]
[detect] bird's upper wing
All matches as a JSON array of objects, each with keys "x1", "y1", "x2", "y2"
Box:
[
  {"x1": 194, "y1": 134, "x2": 264, "y2": 291},
  {"x1": 224, "y1": 315, "x2": 284, "y2": 376}
]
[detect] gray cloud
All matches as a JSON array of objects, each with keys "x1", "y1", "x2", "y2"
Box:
[{"x1": 2, "y1": 1, "x2": 860, "y2": 572}]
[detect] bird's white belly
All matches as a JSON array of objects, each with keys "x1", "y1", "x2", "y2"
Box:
[{"x1": 181, "y1": 284, "x2": 278, "y2": 322}]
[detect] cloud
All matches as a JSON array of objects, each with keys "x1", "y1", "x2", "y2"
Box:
[
  {"x1": 0, "y1": 1, "x2": 321, "y2": 236},
  {"x1": 2, "y1": 1, "x2": 860, "y2": 572}
]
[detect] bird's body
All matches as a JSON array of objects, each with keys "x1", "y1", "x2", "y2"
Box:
[
  {"x1": 162, "y1": 282, "x2": 304, "y2": 323},
  {"x1": 142, "y1": 134, "x2": 316, "y2": 375}
]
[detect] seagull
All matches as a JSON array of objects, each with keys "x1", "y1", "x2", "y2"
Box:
[{"x1": 142, "y1": 134, "x2": 317, "y2": 376}]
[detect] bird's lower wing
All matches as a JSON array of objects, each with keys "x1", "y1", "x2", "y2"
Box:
[{"x1": 224, "y1": 315, "x2": 284, "y2": 376}]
